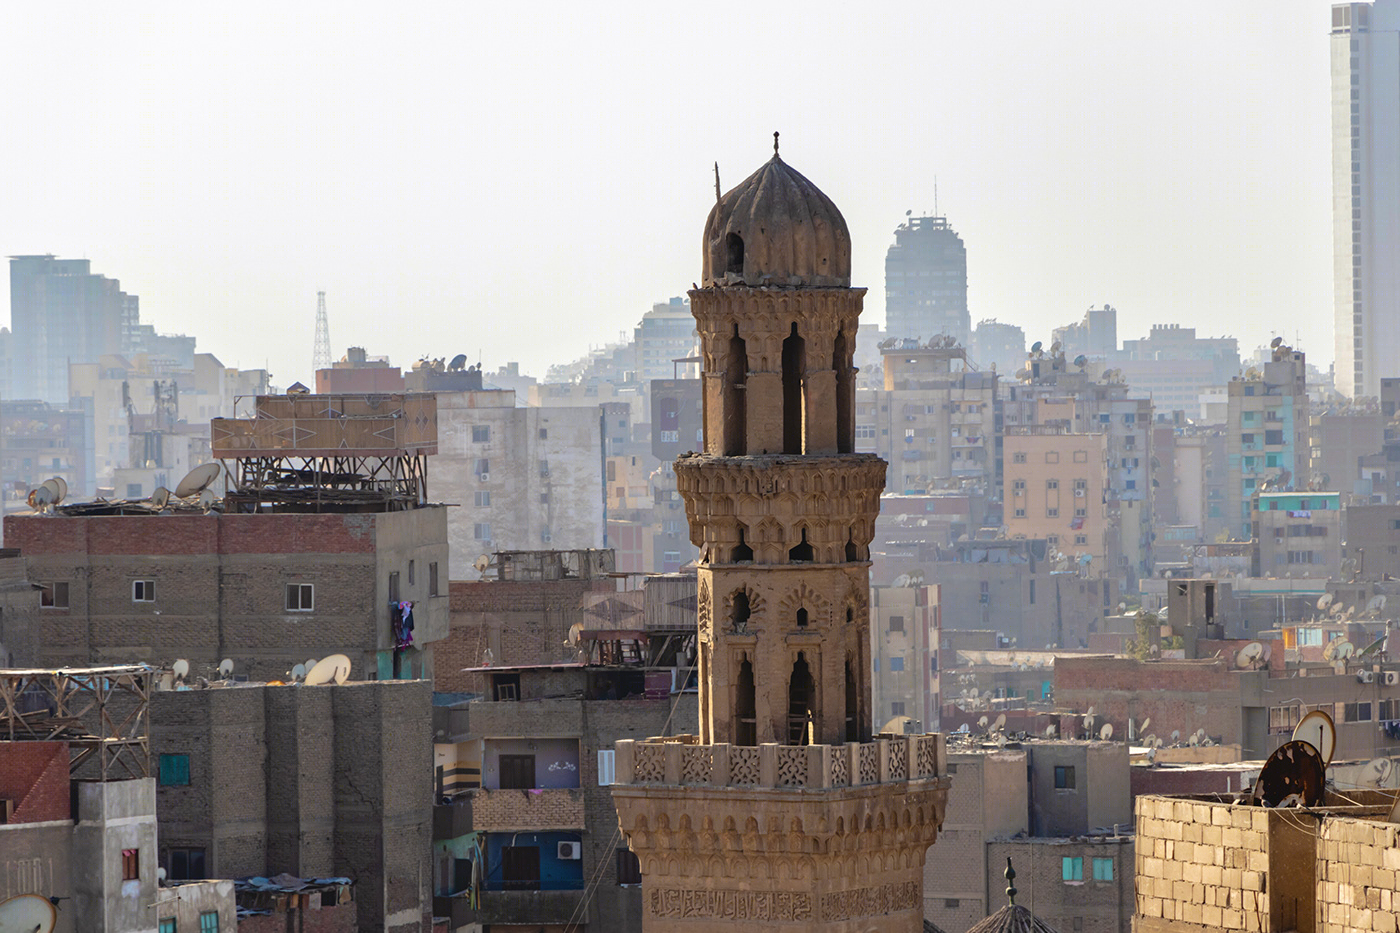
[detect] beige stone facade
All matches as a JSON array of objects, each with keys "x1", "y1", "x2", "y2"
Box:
[
  {"x1": 612, "y1": 146, "x2": 949, "y2": 932},
  {"x1": 1004, "y1": 429, "x2": 1110, "y2": 564}
]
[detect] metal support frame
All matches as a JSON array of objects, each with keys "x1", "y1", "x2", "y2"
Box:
[
  {"x1": 225, "y1": 453, "x2": 428, "y2": 511},
  {"x1": 0, "y1": 666, "x2": 153, "y2": 779}
]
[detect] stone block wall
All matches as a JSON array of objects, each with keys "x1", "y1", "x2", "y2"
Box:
[
  {"x1": 1316, "y1": 816, "x2": 1400, "y2": 933},
  {"x1": 1134, "y1": 795, "x2": 1271, "y2": 931}
]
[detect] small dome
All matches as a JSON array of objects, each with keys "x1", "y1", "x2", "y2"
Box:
[{"x1": 702, "y1": 141, "x2": 851, "y2": 288}]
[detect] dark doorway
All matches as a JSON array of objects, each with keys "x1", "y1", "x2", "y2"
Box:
[
  {"x1": 498, "y1": 754, "x2": 535, "y2": 790},
  {"x1": 726, "y1": 233, "x2": 744, "y2": 275},
  {"x1": 501, "y1": 846, "x2": 541, "y2": 891},
  {"x1": 736, "y1": 658, "x2": 757, "y2": 746},
  {"x1": 834, "y1": 330, "x2": 853, "y2": 453},
  {"x1": 782, "y1": 323, "x2": 805, "y2": 453},
  {"x1": 845, "y1": 659, "x2": 859, "y2": 742},
  {"x1": 725, "y1": 329, "x2": 747, "y2": 455},
  {"x1": 788, "y1": 653, "x2": 816, "y2": 745},
  {"x1": 789, "y1": 528, "x2": 814, "y2": 562},
  {"x1": 732, "y1": 526, "x2": 754, "y2": 562},
  {"x1": 732, "y1": 591, "x2": 751, "y2": 630}
]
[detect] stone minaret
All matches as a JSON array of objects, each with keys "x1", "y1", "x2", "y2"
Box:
[{"x1": 612, "y1": 138, "x2": 950, "y2": 933}]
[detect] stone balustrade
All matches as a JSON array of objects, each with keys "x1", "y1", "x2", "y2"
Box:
[{"x1": 613, "y1": 733, "x2": 944, "y2": 790}]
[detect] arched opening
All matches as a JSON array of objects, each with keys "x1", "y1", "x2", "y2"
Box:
[
  {"x1": 845, "y1": 658, "x2": 858, "y2": 742},
  {"x1": 796, "y1": 607, "x2": 808, "y2": 628},
  {"x1": 732, "y1": 526, "x2": 754, "y2": 562},
  {"x1": 736, "y1": 656, "x2": 757, "y2": 746},
  {"x1": 726, "y1": 233, "x2": 745, "y2": 275},
  {"x1": 700, "y1": 644, "x2": 711, "y2": 740},
  {"x1": 724, "y1": 326, "x2": 747, "y2": 456},
  {"x1": 845, "y1": 533, "x2": 858, "y2": 563},
  {"x1": 788, "y1": 528, "x2": 814, "y2": 563},
  {"x1": 788, "y1": 653, "x2": 816, "y2": 745},
  {"x1": 782, "y1": 323, "x2": 805, "y2": 454},
  {"x1": 846, "y1": 606, "x2": 854, "y2": 624},
  {"x1": 731, "y1": 591, "x2": 751, "y2": 631},
  {"x1": 834, "y1": 330, "x2": 854, "y2": 453}
]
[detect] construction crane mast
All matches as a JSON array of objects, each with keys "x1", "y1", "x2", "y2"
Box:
[{"x1": 313, "y1": 291, "x2": 332, "y2": 372}]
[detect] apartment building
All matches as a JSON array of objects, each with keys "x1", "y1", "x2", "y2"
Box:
[{"x1": 1004, "y1": 429, "x2": 1112, "y2": 568}]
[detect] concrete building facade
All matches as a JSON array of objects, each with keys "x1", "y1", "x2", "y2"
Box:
[{"x1": 884, "y1": 215, "x2": 970, "y2": 345}]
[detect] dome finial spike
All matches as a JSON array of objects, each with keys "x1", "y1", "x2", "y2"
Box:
[
  {"x1": 1005, "y1": 857, "x2": 1018, "y2": 906},
  {"x1": 773, "y1": 131, "x2": 780, "y2": 157},
  {"x1": 714, "y1": 162, "x2": 722, "y2": 203}
]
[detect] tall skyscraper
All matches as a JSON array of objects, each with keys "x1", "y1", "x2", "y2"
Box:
[
  {"x1": 8, "y1": 255, "x2": 129, "y2": 404},
  {"x1": 1332, "y1": 2, "x2": 1400, "y2": 399},
  {"x1": 883, "y1": 215, "x2": 970, "y2": 346}
]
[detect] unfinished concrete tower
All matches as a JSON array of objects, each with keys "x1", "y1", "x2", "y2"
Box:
[{"x1": 612, "y1": 138, "x2": 950, "y2": 932}]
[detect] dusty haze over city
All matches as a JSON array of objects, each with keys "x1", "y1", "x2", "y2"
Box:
[{"x1": 0, "y1": 2, "x2": 1337, "y2": 384}]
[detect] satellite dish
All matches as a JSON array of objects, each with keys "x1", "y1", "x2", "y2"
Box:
[
  {"x1": 474, "y1": 554, "x2": 492, "y2": 574},
  {"x1": 27, "y1": 484, "x2": 53, "y2": 511},
  {"x1": 1361, "y1": 757, "x2": 1394, "y2": 787},
  {"x1": 1293, "y1": 709, "x2": 1337, "y2": 766},
  {"x1": 1139, "y1": 717, "x2": 1151, "y2": 733},
  {"x1": 218, "y1": 658, "x2": 234, "y2": 679},
  {"x1": 39, "y1": 479, "x2": 61, "y2": 505},
  {"x1": 1086, "y1": 705, "x2": 1096, "y2": 717},
  {"x1": 1324, "y1": 637, "x2": 1344, "y2": 661},
  {"x1": 175, "y1": 463, "x2": 221, "y2": 498},
  {"x1": 1188, "y1": 732, "x2": 1200, "y2": 747},
  {"x1": 978, "y1": 715, "x2": 990, "y2": 730},
  {"x1": 305, "y1": 658, "x2": 317, "y2": 672},
  {"x1": 1100, "y1": 723, "x2": 1114, "y2": 741},
  {"x1": 151, "y1": 486, "x2": 172, "y2": 510},
  {"x1": 1170, "y1": 729, "x2": 1181, "y2": 744},
  {"x1": 1031, "y1": 340, "x2": 1043, "y2": 353},
  {"x1": 1271, "y1": 336, "x2": 1284, "y2": 349},
  {"x1": 1337, "y1": 641, "x2": 1356, "y2": 660},
  {"x1": 1143, "y1": 733, "x2": 1157, "y2": 747},
  {"x1": 290, "y1": 663, "x2": 306, "y2": 681},
  {"x1": 50, "y1": 476, "x2": 67, "y2": 504},
  {"x1": 449, "y1": 353, "x2": 469, "y2": 371},
  {"x1": 199, "y1": 488, "x2": 218, "y2": 512},
  {"x1": 1045, "y1": 724, "x2": 1057, "y2": 737},
  {"x1": 1367, "y1": 594, "x2": 1388, "y2": 614},
  {"x1": 1252, "y1": 740, "x2": 1326, "y2": 808},
  {"x1": 172, "y1": 659, "x2": 190, "y2": 681},
  {"x1": 0, "y1": 894, "x2": 57, "y2": 933},
  {"x1": 304, "y1": 653, "x2": 352, "y2": 686},
  {"x1": 1236, "y1": 642, "x2": 1267, "y2": 670},
  {"x1": 993, "y1": 713, "x2": 1007, "y2": 732},
  {"x1": 157, "y1": 867, "x2": 167, "y2": 882}
]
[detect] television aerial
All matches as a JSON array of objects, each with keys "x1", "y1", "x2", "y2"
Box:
[
  {"x1": 0, "y1": 894, "x2": 58, "y2": 933},
  {"x1": 172, "y1": 659, "x2": 190, "y2": 682},
  {"x1": 175, "y1": 463, "x2": 221, "y2": 499},
  {"x1": 1099, "y1": 723, "x2": 1114, "y2": 741},
  {"x1": 218, "y1": 658, "x2": 234, "y2": 679},
  {"x1": 304, "y1": 653, "x2": 351, "y2": 686}
]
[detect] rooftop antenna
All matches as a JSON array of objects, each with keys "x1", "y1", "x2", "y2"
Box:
[
  {"x1": 714, "y1": 162, "x2": 721, "y2": 203},
  {"x1": 313, "y1": 291, "x2": 332, "y2": 373}
]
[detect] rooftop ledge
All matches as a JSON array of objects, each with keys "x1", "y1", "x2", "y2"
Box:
[{"x1": 613, "y1": 733, "x2": 945, "y2": 791}]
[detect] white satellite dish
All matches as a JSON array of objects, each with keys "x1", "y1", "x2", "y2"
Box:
[
  {"x1": 1170, "y1": 729, "x2": 1181, "y2": 744},
  {"x1": 1045, "y1": 724, "x2": 1057, "y2": 737},
  {"x1": 199, "y1": 488, "x2": 218, "y2": 512},
  {"x1": 50, "y1": 476, "x2": 67, "y2": 504},
  {"x1": 172, "y1": 659, "x2": 190, "y2": 681},
  {"x1": 978, "y1": 715, "x2": 990, "y2": 730},
  {"x1": 1099, "y1": 723, "x2": 1114, "y2": 741},
  {"x1": 1362, "y1": 758, "x2": 1393, "y2": 787},
  {"x1": 304, "y1": 653, "x2": 352, "y2": 686},
  {"x1": 290, "y1": 663, "x2": 306, "y2": 681},
  {"x1": 305, "y1": 658, "x2": 317, "y2": 672},
  {"x1": 26, "y1": 484, "x2": 52, "y2": 511},
  {"x1": 1318, "y1": 593, "x2": 1335, "y2": 612},
  {"x1": 1337, "y1": 641, "x2": 1356, "y2": 660},
  {"x1": 993, "y1": 713, "x2": 1007, "y2": 732},
  {"x1": 1367, "y1": 594, "x2": 1388, "y2": 615},
  {"x1": 0, "y1": 894, "x2": 57, "y2": 933},
  {"x1": 1139, "y1": 717, "x2": 1151, "y2": 733},
  {"x1": 1236, "y1": 642, "x2": 1267, "y2": 670},
  {"x1": 151, "y1": 486, "x2": 172, "y2": 510},
  {"x1": 218, "y1": 658, "x2": 234, "y2": 679},
  {"x1": 1142, "y1": 733, "x2": 1157, "y2": 747},
  {"x1": 175, "y1": 463, "x2": 222, "y2": 499},
  {"x1": 1293, "y1": 709, "x2": 1337, "y2": 766},
  {"x1": 1188, "y1": 732, "x2": 1200, "y2": 747}
]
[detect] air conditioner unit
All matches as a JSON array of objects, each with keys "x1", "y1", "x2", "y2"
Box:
[
  {"x1": 1358, "y1": 670, "x2": 1376, "y2": 684},
  {"x1": 479, "y1": 473, "x2": 490, "y2": 482},
  {"x1": 1074, "y1": 489, "x2": 1086, "y2": 497},
  {"x1": 558, "y1": 841, "x2": 582, "y2": 860},
  {"x1": 543, "y1": 534, "x2": 552, "y2": 543},
  {"x1": 1386, "y1": 671, "x2": 1400, "y2": 687}
]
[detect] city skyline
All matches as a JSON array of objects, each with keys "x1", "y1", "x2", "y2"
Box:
[{"x1": 0, "y1": 2, "x2": 1340, "y2": 385}]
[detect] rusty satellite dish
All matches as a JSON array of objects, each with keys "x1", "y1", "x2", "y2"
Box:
[
  {"x1": 1293, "y1": 709, "x2": 1337, "y2": 767},
  {"x1": 1252, "y1": 740, "x2": 1326, "y2": 808}
]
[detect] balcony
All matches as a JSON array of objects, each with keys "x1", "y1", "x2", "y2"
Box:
[
  {"x1": 471, "y1": 787, "x2": 586, "y2": 832},
  {"x1": 433, "y1": 796, "x2": 473, "y2": 839}
]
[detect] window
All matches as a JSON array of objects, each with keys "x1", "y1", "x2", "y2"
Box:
[
  {"x1": 1062, "y1": 856, "x2": 1083, "y2": 881},
  {"x1": 474, "y1": 523, "x2": 492, "y2": 541},
  {"x1": 944, "y1": 899, "x2": 961, "y2": 909},
  {"x1": 888, "y1": 615, "x2": 905, "y2": 633},
  {"x1": 1075, "y1": 535, "x2": 1088, "y2": 546},
  {"x1": 199, "y1": 912, "x2": 219, "y2": 933},
  {"x1": 123, "y1": 848, "x2": 140, "y2": 881},
  {"x1": 475, "y1": 490, "x2": 491, "y2": 507},
  {"x1": 388, "y1": 572, "x2": 401, "y2": 602},
  {"x1": 539, "y1": 427, "x2": 548, "y2": 440},
  {"x1": 159, "y1": 921, "x2": 176, "y2": 933},
  {"x1": 408, "y1": 560, "x2": 415, "y2": 586},
  {"x1": 474, "y1": 458, "x2": 490, "y2": 474},
  {"x1": 1093, "y1": 858, "x2": 1114, "y2": 881},
  {"x1": 616, "y1": 848, "x2": 642, "y2": 886},
  {"x1": 1055, "y1": 765, "x2": 1076, "y2": 789},
  {"x1": 1013, "y1": 480, "x2": 1026, "y2": 493},
  {"x1": 891, "y1": 701, "x2": 905, "y2": 716},
  {"x1": 501, "y1": 846, "x2": 541, "y2": 891},
  {"x1": 164, "y1": 847, "x2": 206, "y2": 881},
  {"x1": 597, "y1": 749, "x2": 616, "y2": 785},
  {"x1": 429, "y1": 562, "x2": 439, "y2": 597},
  {"x1": 1014, "y1": 508, "x2": 1026, "y2": 518},
  {"x1": 889, "y1": 657, "x2": 904, "y2": 672},
  {"x1": 286, "y1": 584, "x2": 314, "y2": 612},
  {"x1": 40, "y1": 582, "x2": 69, "y2": 609},
  {"x1": 472, "y1": 425, "x2": 490, "y2": 442},
  {"x1": 1013, "y1": 453, "x2": 1027, "y2": 463},
  {"x1": 499, "y1": 754, "x2": 536, "y2": 790},
  {"x1": 1265, "y1": 429, "x2": 1284, "y2": 446},
  {"x1": 132, "y1": 580, "x2": 155, "y2": 602},
  {"x1": 659, "y1": 430, "x2": 679, "y2": 443},
  {"x1": 127, "y1": 483, "x2": 144, "y2": 498},
  {"x1": 1046, "y1": 480, "x2": 1059, "y2": 490},
  {"x1": 159, "y1": 754, "x2": 190, "y2": 786},
  {"x1": 1047, "y1": 508, "x2": 1059, "y2": 518}
]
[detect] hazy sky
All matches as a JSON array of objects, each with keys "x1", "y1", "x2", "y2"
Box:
[{"x1": 1, "y1": 2, "x2": 1338, "y2": 387}]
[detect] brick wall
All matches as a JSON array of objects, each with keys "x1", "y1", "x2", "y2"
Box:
[
  {"x1": 1135, "y1": 795, "x2": 1272, "y2": 931},
  {"x1": 1316, "y1": 816, "x2": 1400, "y2": 933},
  {"x1": 472, "y1": 787, "x2": 585, "y2": 832},
  {"x1": 987, "y1": 837, "x2": 1133, "y2": 933},
  {"x1": 235, "y1": 902, "x2": 357, "y2": 933},
  {"x1": 0, "y1": 741, "x2": 70, "y2": 823}
]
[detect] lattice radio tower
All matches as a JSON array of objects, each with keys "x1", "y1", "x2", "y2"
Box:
[{"x1": 312, "y1": 291, "x2": 332, "y2": 372}]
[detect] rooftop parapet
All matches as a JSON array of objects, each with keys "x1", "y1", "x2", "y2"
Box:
[{"x1": 212, "y1": 393, "x2": 437, "y2": 458}]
